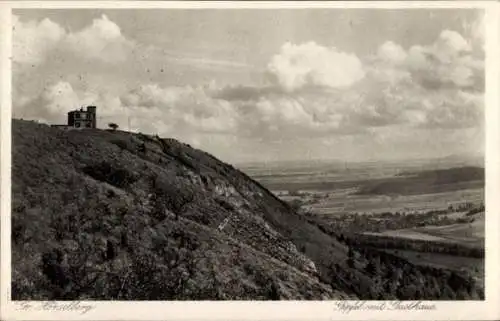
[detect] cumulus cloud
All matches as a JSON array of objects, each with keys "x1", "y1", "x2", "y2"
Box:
[
  {"x1": 13, "y1": 14, "x2": 65, "y2": 64},
  {"x1": 357, "y1": 26, "x2": 484, "y2": 138},
  {"x1": 12, "y1": 13, "x2": 484, "y2": 162},
  {"x1": 462, "y1": 11, "x2": 485, "y2": 51},
  {"x1": 121, "y1": 84, "x2": 238, "y2": 134},
  {"x1": 267, "y1": 42, "x2": 365, "y2": 92},
  {"x1": 377, "y1": 41, "x2": 407, "y2": 64},
  {"x1": 246, "y1": 30, "x2": 483, "y2": 135},
  {"x1": 13, "y1": 14, "x2": 134, "y2": 65},
  {"x1": 436, "y1": 30, "x2": 471, "y2": 53},
  {"x1": 17, "y1": 72, "x2": 482, "y2": 149},
  {"x1": 374, "y1": 29, "x2": 483, "y2": 93},
  {"x1": 243, "y1": 30, "x2": 483, "y2": 137},
  {"x1": 16, "y1": 81, "x2": 237, "y2": 139},
  {"x1": 64, "y1": 14, "x2": 134, "y2": 63},
  {"x1": 14, "y1": 81, "x2": 97, "y2": 123}
]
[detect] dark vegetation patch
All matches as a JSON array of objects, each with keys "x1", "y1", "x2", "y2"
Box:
[
  {"x1": 336, "y1": 246, "x2": 482, "y2": 300},
  {"x1": 396, "y1": 167, "x2": 484, "y2": 181},
  {"x1": 82, "y1": 162, "x2": 138, "y2": 188},
  {"x1": 380, "y1": 249, "x2": 483, "y2": 276},
  {"x1": 345, "y1": 233, "x2": 484, "y2": 258},
  {"x1": 150, "y1": 175, "x2": 197, "y2": 217},
  {"x1": 262, "y1": 166, "x2": 484, "y2": 196},
  {"x1": 356, "y1": 167, "x2": 484, "y2": 195},
  {"x1": 110, "y1": 139, "x2": 131, "y2": 151},
  {"x1": 300, "y1": 209, "x2": 484, "y2": 300}
]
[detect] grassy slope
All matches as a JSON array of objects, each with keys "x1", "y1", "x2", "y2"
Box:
[{"x1": 11, "y1": 120, "x2": 354, "y2": 300}]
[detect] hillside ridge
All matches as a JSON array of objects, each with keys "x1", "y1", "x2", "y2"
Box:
[{"x1": 11, "y1": 120, "x2": 353, "y2": 300}]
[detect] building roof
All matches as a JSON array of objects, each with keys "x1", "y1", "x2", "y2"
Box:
[{"x1": 68, "y1": 106, "x2": 97, "y2": 114}]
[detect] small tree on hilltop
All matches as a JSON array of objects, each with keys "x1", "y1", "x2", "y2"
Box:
[{"x1": 108, "y1": 123, "x2": 119, "y2": 131}]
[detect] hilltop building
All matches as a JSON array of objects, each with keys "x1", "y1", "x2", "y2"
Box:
[{"x1": 51, "y1": 106, "x2": 97, "y2": 129}]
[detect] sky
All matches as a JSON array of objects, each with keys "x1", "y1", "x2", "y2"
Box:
[{"x1": 12, "y1": 8, "x2": 485, "y2": 164}]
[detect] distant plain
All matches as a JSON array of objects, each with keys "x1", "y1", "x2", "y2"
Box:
[
  {"x1": 240, "y1": 158, "x2": 484, "y2": 216},
  {"x1": 242, "y1": 157, "x2": 485, "y2": 290}
]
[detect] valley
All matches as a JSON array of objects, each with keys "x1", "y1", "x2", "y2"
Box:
[{"x1": 241, "y1": 159, "x2": 485, "y2": 296}]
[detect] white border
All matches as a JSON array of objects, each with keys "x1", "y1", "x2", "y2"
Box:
[
  {"x1": 1, "y1": 2, "x2": 499, "y2": 321},
  {"x1": 0, "y1": 4, "x2": 13, "y2": 320},
  {"x1": 0, "y1": 0, "x2": 495, "y2": 9}
]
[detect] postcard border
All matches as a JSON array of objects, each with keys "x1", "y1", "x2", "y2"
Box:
[{"x1": 1, "y1": 2, "x2": 499, "y2": 321}]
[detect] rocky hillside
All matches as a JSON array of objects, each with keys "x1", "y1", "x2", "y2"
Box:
[{"x1": 11, "y1": 119, "x2": 355, "y2": 300}]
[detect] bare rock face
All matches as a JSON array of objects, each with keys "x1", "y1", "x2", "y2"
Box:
[{"x1": 11, "y1": 120, "x2": 353, "y2": 300}]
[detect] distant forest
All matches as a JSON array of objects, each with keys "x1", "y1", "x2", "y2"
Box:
[
  {"x1": 262, "y1": 166, "x2": 484, "y2": 196},
  {"x1": 356, "y1": 166, "x2": 484, "y2": 196}
]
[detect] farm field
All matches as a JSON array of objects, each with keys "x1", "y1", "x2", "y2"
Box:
[
  {"x1": 363, "y1": 230, "x2": 449, "y2": 242},
  {"x1": 305, "y1": 188, "x2": 484, "y2": 215},
  {"x1": 362, "y1": 212, "x2": 484, "y2": 246},
  {"x1": 418, "y1": 212, "x2": 485, "y2": 243},
  {"x1": 243, "y1": 160, "x2": 484, "y2": 216},
  {"x1": 241, "y1": 157, "x2": 483, "y2": 189}
]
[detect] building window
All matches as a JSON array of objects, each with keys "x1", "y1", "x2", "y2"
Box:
[
  {"x1": 81, "y1": 113, "x2": 87, "y2": 119},
  {"x1": 86, "y1": 123, "x2": 91, "y2": 128},
  {"x1": 75, "y1": 122, "x2": 80, "y2": 128},
  {"x1": 75, "y1": 113, "x2": 80, "y2": 119}
]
